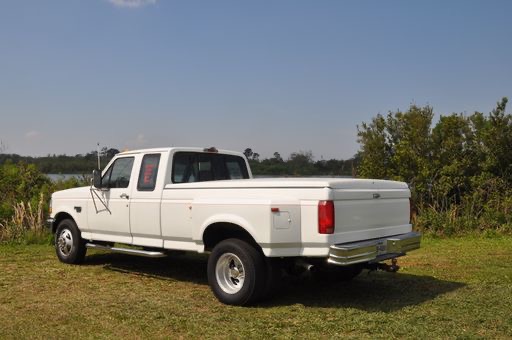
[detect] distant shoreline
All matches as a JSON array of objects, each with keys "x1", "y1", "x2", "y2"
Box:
[{"x1": 46, "y1": 174, "x2": 91, "y2": 182}]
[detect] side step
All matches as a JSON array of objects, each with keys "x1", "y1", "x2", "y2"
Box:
[{"x1": 86, "y1": 243, "x2": 167, "y2": 258}]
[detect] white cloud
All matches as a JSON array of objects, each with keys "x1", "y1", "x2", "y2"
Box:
[
  {"x1": 25, "y1": 130, "x2": 40, "y2": 139},
  {"x1": 135, "y1": 133, "x2": 147, "y2": 146},
  {"x1": 107, "y1": 0, "x2": 157, "y2": 8},
  {"x1": 122, "y1": 133, "x2": 148, "y2": 151}
]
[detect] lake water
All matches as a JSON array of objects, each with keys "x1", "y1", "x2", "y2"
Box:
[{"x1": 46, "y1": 174, "x2": 91, "y2": 182}]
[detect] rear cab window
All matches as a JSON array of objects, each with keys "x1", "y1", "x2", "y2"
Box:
[
  {"x1": 137, "y1": 154, "x2": 161, "y2": 191},
  {"x1": 172, "y1": 152, "x2": 249, "y2": 183}
]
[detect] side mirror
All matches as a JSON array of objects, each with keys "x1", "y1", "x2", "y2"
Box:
[{"x1": 92, "y1": 169, "x2": 102, "y2": 189}]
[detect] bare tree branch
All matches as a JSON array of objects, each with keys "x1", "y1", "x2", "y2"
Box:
[{"x1": 0, "y1": 139, "x2": 7, "y2": 153}]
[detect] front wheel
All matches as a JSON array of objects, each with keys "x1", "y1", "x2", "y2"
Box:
[
  {"x1": 207, "y1": 239, "x2": 265, "y2": 306},
  {"x1": 55, "y1": 219, "x2": 86, "y2": 264}
]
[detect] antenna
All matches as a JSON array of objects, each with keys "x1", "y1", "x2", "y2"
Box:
[{"x1": 97, "y1": 142, "x2": 101, "y2": 170}]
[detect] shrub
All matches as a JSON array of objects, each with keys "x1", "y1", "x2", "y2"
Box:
[
  {"x1": 0, "y1": 162, "x2": 90, "y2": 244},
  {"x1": 357, "y1": 98, "x2": 512, "y2": 236},
  {"x1": 0, "y1": 193, "x2": 51, "y2": 244}
]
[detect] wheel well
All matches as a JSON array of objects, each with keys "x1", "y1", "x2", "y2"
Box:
[
  {"x1": 203, "y1": 223, "x2": 260, "y2": 252},
  {"x1": 52, "y1": 212, "x2": 74, "y2": 233}
]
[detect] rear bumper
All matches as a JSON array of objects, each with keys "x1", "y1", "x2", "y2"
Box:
[{"x1": 328, "y1": 231, "x2": 421, "y2": 266}]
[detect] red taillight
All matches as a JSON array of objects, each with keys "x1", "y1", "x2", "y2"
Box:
[{"x1": 318, "y1": 200, "x2": 335, "y2": 234}]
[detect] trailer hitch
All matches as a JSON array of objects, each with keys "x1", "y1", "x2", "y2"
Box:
[{"x1": 365, "y1": 258, "x2": 400, "y2": 273}]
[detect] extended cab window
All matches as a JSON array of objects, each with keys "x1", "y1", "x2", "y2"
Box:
[
  {"x1": 172, "y1": 152, "x2": 249, "y2": 183},
  {"x1": 137, "y1": 154, "x2": 160, "y2": 191},
  {"x1": 101, "y1": 157, "x2": 134, "y2": 189}
]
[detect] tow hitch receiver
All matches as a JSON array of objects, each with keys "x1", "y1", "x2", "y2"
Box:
[{"x1": 365, "y1": 258, "x2": 400, "y2": 273}]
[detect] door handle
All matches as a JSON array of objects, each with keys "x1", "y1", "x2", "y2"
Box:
[{"x1": 120, "y1": 193, "x2": 129, "y2": 199}]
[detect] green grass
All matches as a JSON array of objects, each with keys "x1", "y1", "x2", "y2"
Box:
[{"x1": 1, "y1": 236, "x2": 511, "y2": 339}]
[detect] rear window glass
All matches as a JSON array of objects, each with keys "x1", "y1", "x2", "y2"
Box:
[
  {"x1": 172, "y1": 152, "x2": 249, "y2": 183},
  {"x1": 138, "y1": 154, "x2": 160, "y2": 191}
]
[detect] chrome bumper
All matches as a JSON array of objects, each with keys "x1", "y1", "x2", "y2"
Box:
[{"x1": 328, "y1": 231, "x2": 421, "y2": 266}]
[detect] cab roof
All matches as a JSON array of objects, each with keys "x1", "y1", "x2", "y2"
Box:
[{"x1": 116, "y1": 147, "x2": 244, "y2": 157}]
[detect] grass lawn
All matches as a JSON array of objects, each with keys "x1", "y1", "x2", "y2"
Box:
[{"x1": 0, "y1": 236, "x2": 511, "y2": 339}]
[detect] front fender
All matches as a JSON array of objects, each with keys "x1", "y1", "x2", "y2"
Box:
[{"x1": 51, "y1": 202, "x2": 88, "y2": 234}]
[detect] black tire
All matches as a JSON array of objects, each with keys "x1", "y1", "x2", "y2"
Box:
[
  {"x1": 207, "y1": 239, "x2": 266, "y2": 306},
  {"x1": 55, "y1": 219, "x2": 86, "y2": 264},
  {"x1": 312, "y1": 263, "x2": 363, "y2": 282}
]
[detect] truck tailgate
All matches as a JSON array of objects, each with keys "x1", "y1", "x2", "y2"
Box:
[{"x1": 332, "y1": 187, "x2": 411, "y2": 243}]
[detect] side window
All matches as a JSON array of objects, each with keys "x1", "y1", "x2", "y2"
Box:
[
  {"x1": 137, "y1": 154, "x2": 160, "y2": 191},
  {"x1": 101, "y1": 157, "x2": 134, "y2": 189}
]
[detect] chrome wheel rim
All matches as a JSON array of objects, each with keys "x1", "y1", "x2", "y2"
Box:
[
  {"x1": 215, "y1": 253, "x2": 245, "y2": 294},
  {"x1": 57, "y1": 228, "x2": 73, "y2": 257}
]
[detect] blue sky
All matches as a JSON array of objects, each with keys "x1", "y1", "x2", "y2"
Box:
[{"x1": 1, "y1": 0, "x2": 511, "y2": 159}]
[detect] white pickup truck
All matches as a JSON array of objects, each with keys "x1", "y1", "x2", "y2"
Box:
[{"x1": 48, "y1": 147, "x2": 421, "y2": 305}]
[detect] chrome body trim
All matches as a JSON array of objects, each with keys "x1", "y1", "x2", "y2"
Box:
[
  {"x1": 328, "y1": 231, "x2": 421, "y2": 266},
  {"x1": 85, "y1": 243, "x2": 167, "y2": 258}
]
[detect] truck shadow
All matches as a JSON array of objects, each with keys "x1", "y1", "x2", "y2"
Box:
[
  {"x1": 261, "y1": 273, "x2": 465, "y2": 311},
  {"x1": 84, "y1": 252, "x2": 465, "y2": 312},
  {"x1": 84, "y1": 252, "x2": 209, "y2": 285}
]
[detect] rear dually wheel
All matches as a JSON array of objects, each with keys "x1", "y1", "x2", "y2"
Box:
[{"x1": 207, "y1": 238, "x2": 266, "y2": 306}]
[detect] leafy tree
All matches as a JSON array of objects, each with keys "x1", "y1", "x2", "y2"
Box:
[
  {"x1": 102, "y1": 148, "x2": 120, "y2": 159},
  {"x1": 357, "y1": 114, "x2": 391, "y2": 179},
  {"x1": 431, "y1": 113, "x2": 475, "y2": 208},
  {"x1": 288, "y1": 151, "x2": 315, "y2": 176},
  {"x1": 243, "y1": 148, "x2": 253, "y2": 159},
  {"x1": 358, "y1": 105, "x2": 434, "y2": 201},
  {"x1": 0, "y1": 162, "x2": 52, "y2": 220},
  {"x1": 357, "y1": 98, "x2": 512, "y2": 234},
  {"x1": 273, "y1": 152, "x2": 283, "y2": 162},
  {"x1": 480, "y1": 98, "x2": 512, "y2": 182}
]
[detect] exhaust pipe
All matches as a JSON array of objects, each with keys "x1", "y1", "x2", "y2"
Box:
[{"x1": 296, "y1": 259, "x2": 315, "y2": 272}]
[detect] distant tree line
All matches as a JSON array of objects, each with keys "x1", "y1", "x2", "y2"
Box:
[
  {"x1": 0, "y1": 147, "x2": 120, "y2": 174},
  {"x1": 243, "y1": 148, "x2": 358, "y2": 177},
  {"x1": 0, "y1": 146, "x2": 357, "y2": 177}
]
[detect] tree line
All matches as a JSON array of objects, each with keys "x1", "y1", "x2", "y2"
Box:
[
  {"x1": 0, "y1": 147, "x2": 358, "y2": 177},
  {"x1": 243, "y1": 149, "x2": 358, "y2": 177},
  {"x1": 0, "y1": 147, "x2": 120, "y2": 174},
  {"x1": 1, "y1": 97, "x2": 511, "y2": 239}
]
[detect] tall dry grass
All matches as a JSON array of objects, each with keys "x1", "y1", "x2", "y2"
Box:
[{"x1": 0, "y1": 193, "x2": 49, "y2": 243}]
